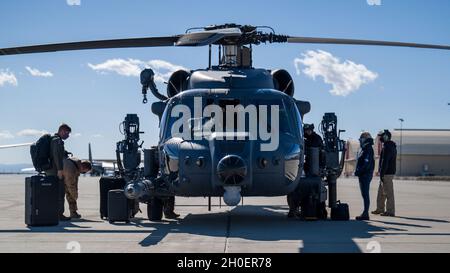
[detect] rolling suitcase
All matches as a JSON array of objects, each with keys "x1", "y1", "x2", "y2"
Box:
[
  {"x1": 99, "y1": 176, "x2": 126, "y2": 219},
  {"x1": 25, "y1": 175, "x2": 59, "y2": 226},
  {"x1": 108, "y1": 189, "x2": 132, "y2": 223},
  {"x1": 331, "y1": 200, "x2": 350, "y2": 221}
]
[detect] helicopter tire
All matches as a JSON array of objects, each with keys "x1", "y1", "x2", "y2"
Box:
[
  {"x1": 301, "y1": 196, "x2": 318, "y2": 221},
  {"x1": 317, "y1": 201, "x2": 328, "y2": 220},
  {"x1": 147, "y1": 197, "x2": 163, "y2": 221}
]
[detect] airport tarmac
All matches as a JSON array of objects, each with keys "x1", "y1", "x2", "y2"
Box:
[{"x1": 0, "y1": 175, "x2": 449, "y2": 253}]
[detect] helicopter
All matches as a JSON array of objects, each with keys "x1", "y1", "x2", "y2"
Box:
[{"x1": 2, "y1": 23, "x2": 449, "y2": 221}]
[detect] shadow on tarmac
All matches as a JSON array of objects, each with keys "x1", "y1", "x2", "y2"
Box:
[
  {"x1": 136, "y1": 205, "x2": 409, "y2": 252},
  {"x1": 393, "y1": 216, "x2": 449, "y2": 223},
  {"x1": 1, "y1": 205, "x2": 450, "y2": 252}
]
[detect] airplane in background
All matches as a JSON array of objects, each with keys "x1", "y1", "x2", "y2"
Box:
[
  {"x1": 0, "y1": 142, "x2": 116, "y2": 176},
  {"x1": 0, "y1": 143, "x2": 33, "y2": 149},
  {"x1": 87, "y1": 143, "x2": 117, "y2": 176}
]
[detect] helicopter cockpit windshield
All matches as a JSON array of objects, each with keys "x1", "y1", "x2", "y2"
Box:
[{"x1": 161, "y1": 92, "x2": 301, "y2": 143}]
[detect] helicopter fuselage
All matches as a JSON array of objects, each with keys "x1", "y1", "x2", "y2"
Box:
[{"x1": 157, "y1": 68, "x2": 305, "y2": 199}]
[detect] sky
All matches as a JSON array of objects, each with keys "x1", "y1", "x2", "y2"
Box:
[{"x1": 1, "y1": 0, "x2": 449, "y2": 164}]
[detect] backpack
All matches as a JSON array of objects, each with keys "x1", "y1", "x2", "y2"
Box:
[{"x1": 30, "y1": 134, "x2": 53, "y2": 172}]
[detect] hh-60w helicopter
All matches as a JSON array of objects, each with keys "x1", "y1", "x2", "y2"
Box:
[{"x1": 2, "y1": 23, "x2": 449, "y2": 221}]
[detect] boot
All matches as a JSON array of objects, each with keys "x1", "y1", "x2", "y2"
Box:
[
  {"x1": 287, "y1": 209, "x2": 301, "y2": 218},
  {"x1": 164, "y1": 211, "x2": 180, "y2": 219},
  {"x1": 380, "y1": 212, "x2": 395, "y2": 217},
  {"x1": 355, "y1": 214, "x2": 370, "y2": 221},
  {"x1": 371, "y1": 209, "x2": 384, "y2": 215},
  {"x1": 59, "y1": 214, "x2": 71, "y2": 221},
  {"x1": 70, "y1": 211, "x2": 82, "y2": 219}
]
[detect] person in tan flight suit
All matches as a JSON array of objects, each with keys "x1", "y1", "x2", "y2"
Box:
[{"x1": 63, "y1": 157, "x2": 92, "y2": 219}]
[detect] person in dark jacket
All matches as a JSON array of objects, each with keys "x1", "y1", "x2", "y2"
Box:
[
  {"x1": 286, "y1": 123, "x2": 323, "y2": 218},
  {"x1": 372, "y1": 130, "x2": 397, "y2": 217},
  {"x1": 303, "y1": 123, "x2": 324, "y2": 176},
  {"x1": 354, "y1": 132, "x2": 375, "y2": 220}
]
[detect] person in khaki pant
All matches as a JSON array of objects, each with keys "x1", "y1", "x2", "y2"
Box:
[
  {"x1": 373, "y1": 130, "x2": 397, "y2": 217},
  {"x1": 63, "y1": 157, "x2": 92, "y2": 219}
]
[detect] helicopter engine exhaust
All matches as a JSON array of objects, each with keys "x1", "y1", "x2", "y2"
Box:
[
  {"x1": 223, "y1": 186, "x2": 241, "y2": 206},
  {"x1": 272, "y1": 69, "x2": 294, "y2": 97},
  {"x1": 124, "y1": 179, "x2": 154, "y2": 200}
]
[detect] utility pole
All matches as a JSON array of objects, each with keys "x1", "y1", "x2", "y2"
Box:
[{"x1": 399, "y1": 118, "x2": 404, "y2": 176}]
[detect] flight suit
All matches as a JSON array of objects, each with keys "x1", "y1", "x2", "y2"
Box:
[
  {"x1": 45, "y1": 134, "x2": 66, "y2": 216},
  {"x1": 164, "y1": 196, "x2": 179, "y2": 218},
  {"x1": 63, "y1": 158, "x2": 81, "y2": 214}
]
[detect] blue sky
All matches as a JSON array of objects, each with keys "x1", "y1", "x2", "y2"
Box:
[{"x1": 1, "y1": 0, "x2": 449, "y2": 164}]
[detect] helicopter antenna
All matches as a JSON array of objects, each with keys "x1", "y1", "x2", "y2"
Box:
[
  {"x1": 283, "y1": 80, "x2": 293, "y2": 93},
  {"x1": 208, "y1": 44, "x2": 212, "y2": 69},
  {"x1": 255, "y1": 25, "x2": 275, "y2": 34},
  {"x1": 168, "y1": 80, "x2": 179, "y2": 94},
  {"x1": 185, "y1": 27, "x2": 205, "y2": 33}
]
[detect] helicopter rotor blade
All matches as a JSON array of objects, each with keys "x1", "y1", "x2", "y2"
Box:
[
  {"x1": 0, "y1": 36, "x2": 182, "y2": 56},
  {"x1": 287, "y1": 37, "x2": 450, "y2": 50},
  {"x1": 176, "y1": 27, "x2": 242, "y2": 46},
  {"x1": 3, "y1": 28, "x2": 449, "y2": 56},
  {"x1": 0, "y1": 28, "x2": 243, "y2": 56}
]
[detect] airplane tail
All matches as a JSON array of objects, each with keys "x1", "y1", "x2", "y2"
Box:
[{"x1": 88, "y1": 143, "x2": 93, "y2": 163}]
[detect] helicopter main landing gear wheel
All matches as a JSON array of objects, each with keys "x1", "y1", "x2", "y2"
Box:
[
  {"x1": 301, "y1": 196, "x2": 318, "y2": 220},
  {"x1": 300, "y1": 197, "x2": 328, "y2": 220},
  {"x1": 147, "y1": 197, "x2": 164, "y2": 221},
  {"x1": 317, "y1": 201, "x2": 328, "y2": 220}
]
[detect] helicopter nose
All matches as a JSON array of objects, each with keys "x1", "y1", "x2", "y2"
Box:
[{"x1": 217, "y1": 155, "x2": 247, "y2": 185}]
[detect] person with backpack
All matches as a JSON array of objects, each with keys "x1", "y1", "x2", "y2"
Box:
[{"x1": 45, "y1": 124, "x2": 72, "y2": 221}]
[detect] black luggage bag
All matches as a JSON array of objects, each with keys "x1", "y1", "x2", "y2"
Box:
[
  {"x1": 108, "y1": 189, "x2": 133, "y2": 223},
  {"x1": 25, "y1": 175, "x2": 59, "y2": 226},
  {"x1": 331, "y1": 200, "x2": 350, "y2": 221},
  {"x1": 99, "y1": 176, "x2": 126, "y2": 219}
]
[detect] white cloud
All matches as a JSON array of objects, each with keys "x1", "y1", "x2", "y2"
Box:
[
  {"x1": 294, "y1": 50, "x2": 378, "y2": 96},
  {"x1": 66, "y1": 0, "x2": 81, "y2": 6},
  {"x1": 88, "y1": 59, "x2": 142, "y2": 77},
  {"x1": 0, "y1": 130, "x2": 15, "y2": 139},
  {"x1": 16, "y1": 129, "x2": 49, "y2": 137},
  {"x1": 367, "y1": 0, "x2": 381, "y2": 6},
  {"x1": 87, "y1": 58, "x2": 187, "y2": 83},
  {"x1": 0, "y1": 70, "x2": 18, "y2": 87},
  {"x1": 146, "y1": 60, "x2": 188, "y2": 83},
  {"x1": 25, "y1": 66, "x2": 53, "y2": 77}
]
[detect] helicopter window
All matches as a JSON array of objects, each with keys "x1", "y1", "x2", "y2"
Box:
[
  {"x1": 218, "y1": 98, "x2": 240, "y2": 108},
  {"x1": 159, "y1": 101, "x2": 171, "y2": 139},
  {"x1": 162, "y1": 96, "x2": 298, "y2": 141},
  {"x1": 163, "y1": 99, "x2": 196, "y2": 141},
  {"x1": 293, "y1": 101, "x2": 304, "y2": 139}
]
